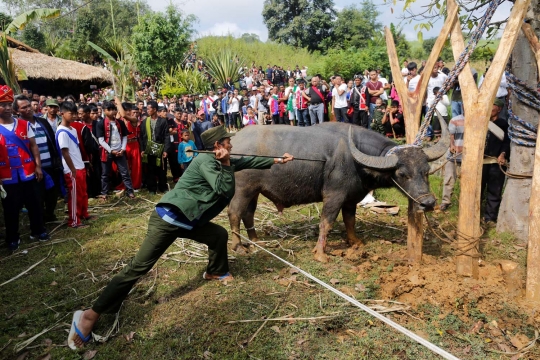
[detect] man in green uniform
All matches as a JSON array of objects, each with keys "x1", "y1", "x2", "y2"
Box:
[{"x1": 68, "y1": 126, "x2": 293, "y2": 350}]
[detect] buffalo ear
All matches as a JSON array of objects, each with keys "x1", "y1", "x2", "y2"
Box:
[
  {"x1": 423, "y1": 110, "x2": 450, "y2": 162},
  {"x1": 348, "y1": 126, "x2": 398, "y2": 170}
]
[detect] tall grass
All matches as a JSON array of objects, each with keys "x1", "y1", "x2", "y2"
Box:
[{"x1": 196, "y1": 35, "x2": 320, "y2": 69}]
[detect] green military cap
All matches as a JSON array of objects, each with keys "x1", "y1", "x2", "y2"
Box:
[
  {"x1": 45, "y1": 99, "x2": 59, "y2": 107},
  {"x1": 201, "y1": 126, "x2": 235, "y2": 149},
  {"x1": 493, "y1": 98, "x2": 505, "y2": 108}
]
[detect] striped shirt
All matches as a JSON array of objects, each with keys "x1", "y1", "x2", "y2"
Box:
[
  {"x1": 447, "y1": 115, "x2": 464, "y2": 162},
  {"x1": 29, "y1": 120, "x2": 52, "y2": 168}
]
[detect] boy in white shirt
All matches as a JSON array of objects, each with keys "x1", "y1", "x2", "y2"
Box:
[
  {"x1": 332, "y1": 75, "x2": 349, "y2": 122},
  {"x1": 56, "y1": 101, "x2": 89, "y2": 228}
]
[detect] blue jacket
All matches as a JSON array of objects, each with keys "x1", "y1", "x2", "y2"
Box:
[{"x1": 178, "y1": 140, "x2": 197, "y2": 163}]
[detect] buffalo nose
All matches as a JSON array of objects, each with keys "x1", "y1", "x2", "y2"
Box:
[{"x1": 420, "y1": 197, "x2": 436, "y2": 210}]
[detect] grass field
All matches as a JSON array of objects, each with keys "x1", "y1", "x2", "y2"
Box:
[{"x1": 0, "y1": 175, "x2": 537, "y2": 360}]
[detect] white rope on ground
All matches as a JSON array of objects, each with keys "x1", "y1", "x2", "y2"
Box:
[{"x1": 232, "y1": 231, "x2": 460, "y2": 360}]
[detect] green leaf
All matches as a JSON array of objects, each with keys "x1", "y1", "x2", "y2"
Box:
[
  {"x1": 417, "y1": 31, "x2": 423, "y2": 43},
  {"x1": 87, "y1": 41, "x2": 117, "y2": 65},
  {"x1": 5, "y1": 8, "x2": 60, "y2": 34}
]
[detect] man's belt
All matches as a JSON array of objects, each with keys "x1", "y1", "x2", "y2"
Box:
[
  {"x1": 310, "y1": 102, "x2": 322, "y2": 105},
  {"x1": 127, "y1": 138, "x2": 138, "y2": 143}
]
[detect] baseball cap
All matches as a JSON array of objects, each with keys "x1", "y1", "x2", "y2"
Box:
[{"x1": 201, "y1": 126, "x2": 235, "y2": 148}]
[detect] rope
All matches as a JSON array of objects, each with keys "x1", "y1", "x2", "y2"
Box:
[
  {"x1": 231, "y1": 231, "x2": 461, "y2": 360},
  {"x1": 505, "y1": 71, "x2": 539, "y2": 147},
  {"x1": 413, "y1": 0, "x2": 505, "y2": 147},
  {"x1": 417, "y1": 0, "x2": 504, "y2": 142},
  {"x1": 428, "y1": 152, "x2": 462, "y2": 175}
]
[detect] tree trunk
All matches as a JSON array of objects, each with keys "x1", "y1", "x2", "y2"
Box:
[{"x1": 497, "y1": 7, "x2": 540, "y2": 240}]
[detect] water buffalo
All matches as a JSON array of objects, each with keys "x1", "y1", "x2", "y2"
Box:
[{"x1": 228, "y1": 118, "x2": 449, "y2": 262}]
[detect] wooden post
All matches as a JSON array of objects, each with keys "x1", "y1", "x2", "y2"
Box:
[
  {"x1": 447, "y1": 0, "x2": 531, "y2": 278},
  {"x1": 522, "y1": 23, "x2": 540, "y2": 302},
  {"x1": 385, "y1": 5, "x2": 458, "y2": 263}
]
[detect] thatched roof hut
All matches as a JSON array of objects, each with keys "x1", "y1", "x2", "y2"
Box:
[{"x1": 3, "y1": 35, "x2": 113, "y2": 96}]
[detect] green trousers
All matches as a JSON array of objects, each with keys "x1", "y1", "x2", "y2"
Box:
[{"x1": 92, "y1": 211, "x2": 229, "y2": 314}]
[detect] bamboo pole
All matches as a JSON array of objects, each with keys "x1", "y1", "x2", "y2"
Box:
[
  {"x1": 384, "y1": 4, "x2": 458, "y2": 263},
  {"x1": 448, "y1": 0, "x2": 531, "y2": 278},
  {"x1": 521, "y1": 23, "x2": 540, "y2": 302}
]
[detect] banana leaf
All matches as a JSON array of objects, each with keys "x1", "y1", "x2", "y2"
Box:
[
  {"x1": 5, "y1": 8, "x2": 60, "y2": 34},
  {"x1": 0, "y1": 34, "x2": 21, "y2": 93}
]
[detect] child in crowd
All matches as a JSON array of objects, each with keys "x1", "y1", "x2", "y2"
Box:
[
  {"x1": 242, "y1": 107, "x2": 258, "y2": 126},
  {"x1": 242, "y1": 98, "x2": 249, "y2": 117},
  {"x1": 382, "y1": 100, "x2": 405, "y2": 138},
  {"x1": 56, "y1": 101, "x2": 90, "y2": 228},
  {"x1": 370, "y1": 97, "x2": 386, "y2": 135},
  {"x1": 177, "y1": 129, "x2": 197, "y2": 173}
]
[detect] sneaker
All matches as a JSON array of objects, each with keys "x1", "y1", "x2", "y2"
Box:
[
  {"x1": 439, "y1": 203, "x2": 451, "y2": 211},
  {"x1": 30, "y1": 232, "x2": 50, "y2": 242},
  {"x1": 8, "y1": 239, "x2": 20, "y2": 251}
]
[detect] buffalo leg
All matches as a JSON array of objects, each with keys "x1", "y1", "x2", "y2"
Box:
[
  {"x1": 312, "y1": 196, "x2": 344, "y2": 263},
  {"x1": 242, "y1": 194, "x2": 260, "y2": 245},
  {"x1": 228, "y1": 192, "x2": 259, "y2": 254},
  {"x1": 342, "y1": 205, "x2": 363, "y2": 246}
]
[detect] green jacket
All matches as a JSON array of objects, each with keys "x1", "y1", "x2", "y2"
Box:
[{"x1": 158, "y1": 153, "x2": 274, "y2": 225}]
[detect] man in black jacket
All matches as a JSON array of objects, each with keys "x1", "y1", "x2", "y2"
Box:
[
  {"x1": 140, "y1": 101, "x2": 170, "y2": 194},
  {"x1": 13, "y1": 95, "x2": 62, "y2": 222},
  {"x1": 349, "y1": 75, "x2": 370, "y2": 128},
  {"x1": 481, "y1": 98, "x2": 511, "y2": 223}
]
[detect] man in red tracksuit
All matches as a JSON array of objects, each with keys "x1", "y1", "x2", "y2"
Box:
[{"x1": 56, "y1": 101, "x2": 90, "y2": 228}]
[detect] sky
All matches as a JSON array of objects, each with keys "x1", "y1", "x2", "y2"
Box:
[{"x1": 149, "y1": 0, "x2": 512, "y2": 41}]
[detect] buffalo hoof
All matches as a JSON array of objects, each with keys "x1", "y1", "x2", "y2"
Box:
[
  {"x1": 347, "y1": 237, "x2": 364, "y2": 247},
  {"x1": 312, "y1": 247, "x2": 329, "y2": 263}
]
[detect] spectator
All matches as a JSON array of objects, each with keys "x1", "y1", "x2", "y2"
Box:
[
  {"x1": 56, "y1": 101, "x2": 90, "y2": 229},
  {"x1": 331, "y1": 75, "x2": 349, "y2": 123},
  {"x1": 440, "y1": 112, "x2": 465, "y2": 211},
  {"x1": 228, "y1": 89, "x2": 242, "y2": 131},
  {"x1": 284, "y1": 78, "x2": 297, "y2": 126},
  {"x1": 370, "y1": 98, "x2": 386, "y2": 135},
  {"x1": 242, "y1": 107, "x2": 258, "y2": 126},
  {"x1": 381, "y1": 100, "x2": 405, "y2": 138},
  {"x1": 192, "y1": 109, "x2": 213, "y2": 150},
  {"x1": 177, "y1": 129, "x2": 197, "y2": 173},
  {"x1": 141, "y1": 101, "x2": 170, "y2": 195},
  {"x1": 43, "y1": 99, "x2": 62, "y2": 132},
  {"x1": 304, "y1": 76, "x2": 325, "y2": 125},
  {"x1": 481, "y1": 99, "x2": 510, "y2": 223},
  {"x1": 295, "y1": 79, "x2": 310, "y2": 127},
  {"x1": 349, "y1": 75, "x2": 369, "y2": 128},
  {"x1": 14, "y1": 95, "x2": 62, "y2": 222},
  {"x1": 405, "y1": 62, "x2": 421, "y2": 92},
  {"x1": 366, "y1": 70, "x2": 384, "y2": 126},
  {"x1": 0, "y1": 87, "x2": 49, "y2": 251},
  {"x1": 96, "y1": 101, "x2": 135, "y2": 199},
  {"x1": 427, "y1": 87, "x2": 450, "y2": 138}
]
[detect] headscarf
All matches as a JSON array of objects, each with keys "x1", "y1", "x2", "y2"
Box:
[{"x1": 0, "y1": 85, "x2": 14, "y2": 103}]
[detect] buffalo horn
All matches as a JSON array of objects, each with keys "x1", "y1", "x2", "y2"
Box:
[
  {"x1": 423, "y1": 110, "x2": 451, "y2": 162},
  {"x1": 348, "y1": 126, "x2": 399, "y2": 170}
]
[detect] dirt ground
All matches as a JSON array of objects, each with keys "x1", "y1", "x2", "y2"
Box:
[{"x1": 0, "y1": 186, "x2": 539, "y2": 359}]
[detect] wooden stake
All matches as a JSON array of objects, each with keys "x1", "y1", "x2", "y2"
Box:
[
  {"x1": 521, "y1": 22, "x2": 540, "y2": 302},
  {"x1": 448, "y1": 0, "x2": 531, "y2": 278},
  {"x1": 407, "y1": 200, "x2": 423, "y2": 263},
  {"x1": 385, "y1": 4, "x2": 458, "y2": 263}
]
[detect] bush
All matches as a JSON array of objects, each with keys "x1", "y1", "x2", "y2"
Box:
[
  {"x1": 314, "y1": 46, "x2": 390, "y2": 81},
  {"x1": 158, "y1": 66, "x2": 209, "y2": 97}
]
